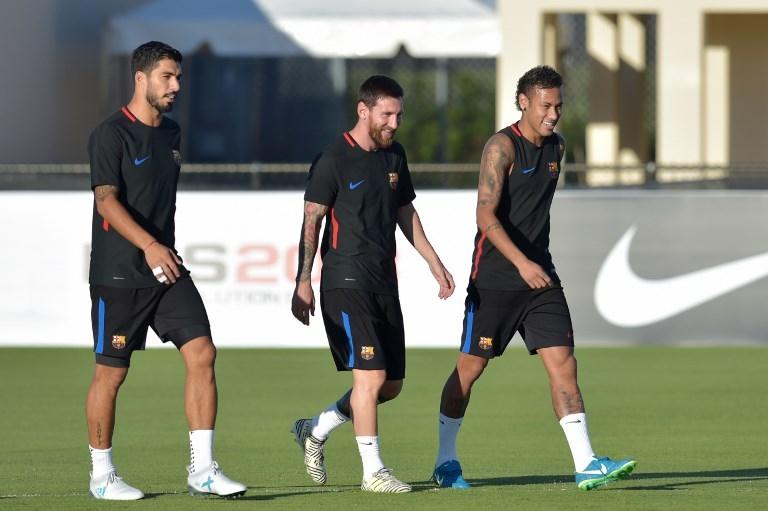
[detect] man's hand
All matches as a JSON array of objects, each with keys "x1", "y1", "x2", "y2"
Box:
[
  {"x1": 144, "y1": 241, "x2": 182, "y2": 285},
  {"x1": 430, "y1": 262, "x2": 456, "y2": 300},
  {"x1": 517, "y1": 258, "x2": 552, "y2": 289},
  {"x1": 291, "y1": 280, "x2": 315, "y2": 325}
]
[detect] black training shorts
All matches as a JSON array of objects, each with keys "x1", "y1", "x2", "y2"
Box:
[
  {"x1": 90, "y1": 276, "x2": 211, "y2": 367},
  {"x1": 320, "y1": 288, "x2": 406, "y2": 380},
  {"x1": 459, "y1": 283, "x2": 574, "y2": 358}
]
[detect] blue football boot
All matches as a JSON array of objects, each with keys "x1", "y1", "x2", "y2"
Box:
[
  {"x1": 432, "y1": 460, "x2": 471, "y2": 489},
  {"x1": 575, "y1": 456, "x2": 636, "y2": 491}
]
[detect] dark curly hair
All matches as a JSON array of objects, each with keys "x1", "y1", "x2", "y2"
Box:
[
  {"x1": 131, "y1": 41, "x2": 182, "y2": 77},
  {"x1": 515, "y1": 65, "x2": 562, "y2": 111}
]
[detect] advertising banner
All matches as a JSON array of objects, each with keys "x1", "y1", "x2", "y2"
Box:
[{"x1": 1, "y1": 190, "x2": 766, "y2": 347}]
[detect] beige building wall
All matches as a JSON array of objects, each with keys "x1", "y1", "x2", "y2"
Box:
[
  {"x1": 498, "y1": 0, "x2": 768, "y2": 167},
  {"x1": 706, "y1": 13, "x2": 768, "y2": 164}
]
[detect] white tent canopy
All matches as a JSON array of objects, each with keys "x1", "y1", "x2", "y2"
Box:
[{"x1": 107, "y1": 0, "x2": 500, "y2": 58}]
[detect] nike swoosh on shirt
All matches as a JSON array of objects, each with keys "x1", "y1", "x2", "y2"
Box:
[
  {"x1": 349, "y1": 180, "x2": 365, "y2": 190},
  {"x1": 521, "y1": 166, "x2": 536, "y2": 174},
  {"x1": 134, "y1": 155, "x2": 150, "y2": 166},
  {"x1": 595, "y1": 225, "x2": 768, "y2": 327}
]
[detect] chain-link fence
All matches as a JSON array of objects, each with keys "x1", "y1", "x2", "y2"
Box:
[{"x1": 3, "y1": 163, "x2": 768, "y2": 191}]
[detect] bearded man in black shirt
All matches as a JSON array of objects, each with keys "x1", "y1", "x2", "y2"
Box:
[
  {"x1": 85, "y1": 41, "x2": 245, "y2": 500},
  {"x1": 290, "y1": 75, "x2": 455, "y2": 493}
]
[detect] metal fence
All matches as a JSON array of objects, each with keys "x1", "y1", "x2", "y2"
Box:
[{"x1": 2, "y1": 163, "x2": 766, "y2": 191}]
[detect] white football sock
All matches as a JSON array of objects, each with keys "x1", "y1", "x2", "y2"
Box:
[
  {"x1": 311, "y1": 403, "x2": 350, "y2": 441},
  {"x1": 559, "y1": 413, "x2": 596, "y2": 471},
  {"x1": 435, "y1": 413, "x2": 463, "y2": 467},
  {"x1": 89, "y1": 445, "x2": 116, "y2": 478},
  {"x1": 189, "y1": 429, "x2": 214, "y2": 473},
  {"x1": 356, "y1": 436, "x2": 385, "y2": 478}
]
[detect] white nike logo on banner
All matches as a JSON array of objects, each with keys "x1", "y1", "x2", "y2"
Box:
[{"x1": 595, "y1": 226, "x2": 768, "y2": 327}]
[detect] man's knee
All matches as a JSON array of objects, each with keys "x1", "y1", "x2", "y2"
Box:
[
  {"x1": 181, "y1": 337, "x2": 217, "y2": 368},
  {"x1": 352, "y1": 369, "x2": 387, "y2": 399},
  {"x1": 539, "y1": 346, "x2": 577, "y2": 381},
  {"x1": 456, "y1": 353, "x2": 489, "y2": 382},
  {"x1": 92, "y1": 364, "x2": 128, "y2": 391}
]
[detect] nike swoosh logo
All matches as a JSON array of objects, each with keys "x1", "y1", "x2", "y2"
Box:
[
  {"x1": 134, "y1": 155, "x2": 150, "y2": 166},
  {"x1": 521, "y1": 166, "x2": 536, "y2": 175},
  {"x1": 595, "y1": 225, "x2": 768, "y2": 327},
  {"x1": 349, "y1": 180, "x2": 365, "y2": 190}
]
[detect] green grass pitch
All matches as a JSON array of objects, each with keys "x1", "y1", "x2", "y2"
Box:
[{"x1": 1, "y1": 346, "x2": 766, "y2": 510}]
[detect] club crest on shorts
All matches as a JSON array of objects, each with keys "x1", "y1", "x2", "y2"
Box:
[
  {"x1": 478, "y1": 337, "x2": 493, "y2": 350},
  {"x1": 360, "y1": 346, "x2": 375, "y2": 360},
  {"x1": 112, "y1": 335, "x2": 126, "y2": 350},
  {"x1": 172, "y1": 149, "x2": 182, "y2": 166},
  {"x1": 548, "y1": 161, "x2": 559, "y2": 179},
  {"x1": 388, "y1": 171, "x2": 399, "y2": 190}
]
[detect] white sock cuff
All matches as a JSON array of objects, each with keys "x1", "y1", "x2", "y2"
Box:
[
  {"x1": 89, "y1": 445, "x2": 112, "y2": 454},
  {"x1": 559, "y1": 413, "x2": 587, "y2": 427},
  {"x1": 439, "y1": 413, "x2": 464, "y2": 425},
  {"x1": 356, "y1": 435, "x2": 378, "y2": 444}
]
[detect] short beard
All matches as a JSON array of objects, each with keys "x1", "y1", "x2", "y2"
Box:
[
  {"x1": 147, "y1": 91, "x2": 173, "y2": 113},
  {"x1": 369, "y1": 126, "x2": 395, "y2": 149}
]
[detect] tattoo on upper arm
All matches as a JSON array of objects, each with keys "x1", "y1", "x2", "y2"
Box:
[
  {"x1": 477, "y1": 136, "x2": 512, "y2": 209},
  {"x1": 296, "y1": 202, "x2": 329, "y2": 282},
  {"x1": 93, "y1": 185, "x2": 118, "y2": 202}
]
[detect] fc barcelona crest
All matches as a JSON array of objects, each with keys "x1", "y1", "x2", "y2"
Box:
[
  {"x1": 388, "y1": 171, "x2": 399, "y2": 190},
  {"x1": 112, "y1": 335, "x2": 126, "y2": 350},
  {"x1": 548, "y1": 161, "x2": 559, "y2": 179},
  {"x1": 478, "y1": 337, "x2": 493, "y2": 350},
  {"x1": 361, "y1": 346, "x2": 375, "y2": 360}
]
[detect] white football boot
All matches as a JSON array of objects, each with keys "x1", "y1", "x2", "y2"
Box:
[
  {"x1": 187, "y1": 461, "x2": 247, "y2": 498},
  {"x1": 361, "y1": 467, "x2": 412, "y2": 493},
  {"x1": 89, "y1": 471, "x2": 144, "y2": 500}
]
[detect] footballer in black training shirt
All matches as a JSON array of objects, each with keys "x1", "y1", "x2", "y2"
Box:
[
  {"x1": 84, "y1": 41, "x2": 245, "y2": 500},
  {"x1": 289, "y1": 75, "x2": 455, "y2": 493},
  {"x1": 430, "y1": 65, "x2": 636, "y2": 491}
]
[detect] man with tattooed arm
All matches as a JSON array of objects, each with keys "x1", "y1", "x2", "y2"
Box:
[
  {"x1": 290, "y1": 75, "x2": 455, "y2": 493},
  {"x1": 429, "y1": 66, "x2": 636, "y2": 491},
  {"x1": 84, "y1": 41, "x2": 245, "y2": 500}
]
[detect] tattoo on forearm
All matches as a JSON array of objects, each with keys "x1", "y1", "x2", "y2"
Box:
[
  {"x1": 94, "y1": 185, "x2": 118, "y2": 203},
  {"x1": 296, "y1": 202, "x2": 328, "y2": 282},
  {"x1": 484, "y1": 222, "x2": 502, "y2": 234}
]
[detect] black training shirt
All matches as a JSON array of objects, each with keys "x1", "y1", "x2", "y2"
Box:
[
  {"x1": 88, "y1": 107, "x2": 188, "y2": 288},
  {"x1": 304, "y1": 132, "x2": 416, "y2": 296},
  {"x1": 469, "y1": 122, "x2": 562, "y2": 290}
]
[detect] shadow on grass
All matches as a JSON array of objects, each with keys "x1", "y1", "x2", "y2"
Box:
[
  {"x1": 229, "y1": 484, "x2": 359, "y2": 501},
  {"x1": 624, "y1": 467, "x2": 768, "y2": 491},
  {"x1": 411, "y1": 467, "x2": 768, "y2": 490}
]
